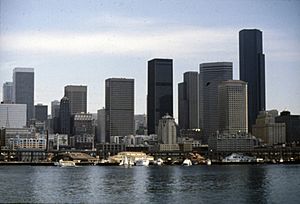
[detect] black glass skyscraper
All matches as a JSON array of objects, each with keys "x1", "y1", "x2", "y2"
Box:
[
  {"x1": 239, "y1": 29, "x2": 265, "y2": 132},
  {"x1": 59, "y1": 96, "x2": 71, "y2": 135},
  {"x1": 147, "y1": 58, "x2": 173, "y2": 135}
]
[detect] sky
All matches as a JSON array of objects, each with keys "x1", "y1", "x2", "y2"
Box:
[{"x1": 0, "y1": 0, "x2": 300, "y2": 119}]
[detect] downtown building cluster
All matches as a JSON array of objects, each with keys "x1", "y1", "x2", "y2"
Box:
[{"x1": 1, "y1": 29, "x2": 300, "y2": 161}]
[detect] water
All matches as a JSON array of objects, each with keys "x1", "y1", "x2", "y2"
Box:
[{"x1": 0, "y1": 165, "x2": 299, "y2": 203}]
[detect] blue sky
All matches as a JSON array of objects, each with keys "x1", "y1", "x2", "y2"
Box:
[{"x1": 0, "y1": 0, "x2": 300, "y2": 118}]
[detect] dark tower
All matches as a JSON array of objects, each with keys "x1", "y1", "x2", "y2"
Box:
[
  {"x1": 239, "y1": 29, "x2": 265, "y2": 132},
  {"x1": 59, "y1": 96, "x2": 71, "y2": 135},
  {"x1": 147, "y1": 58, "x2": 173, "y2": 135}
]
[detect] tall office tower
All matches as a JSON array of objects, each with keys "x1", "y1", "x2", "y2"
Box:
[
  {"x1": 2, "y1": 82, "x2": 13, "y2": 104},
  {"x1": 51, "y1": 100, "x2": 60, "y2": 118},
  {"x1": 59, "y1": 96, "x2": 71, "y2": 135},
  {"x1": 239, "y1": 29, "x2": 265, "y2": 132},
  {"x1": 147, "y1": 58, "x2": 173, "y2": 135},
  {"x1": 199, "y1": 62, "x2": 232, "y2": 141},
  {"x1": 178, "y1": 71, "x2": 199, "y2": 130},
  {"x1": 34, "y1": 104, "x2": 48, "y2": 122},
  {"x1": 275, "y1": 111, "x2": 300, "y2": 144},
  {"x1": 64, "y1": 85, "x2": 87, "y2": 115},
  {"x1": 13, "y1": 68, "x2": 34, "y2": 122},
  {"x1": 218, "y1": 80, "x2": 248, "y2": 134},
  {"x1": 105, "y1": 78, "x2": 134, "y2": 143}
]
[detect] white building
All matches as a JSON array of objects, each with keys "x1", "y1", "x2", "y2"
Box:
[
  {"x1": 218, "y1": 80, "x2": 248, "y2": 134},
  {"x1": 252, "y1": 110, "x2": 286, "y2": 146},
  {"x1": 9, "y1": 136, "x2": 46, "y2": 150},
  {"x1": 0, "y1": 104, "x2": 26, "y2": 128},
  {"x1": 158, "y1": 114, "x2": 177, "y2": 144}
]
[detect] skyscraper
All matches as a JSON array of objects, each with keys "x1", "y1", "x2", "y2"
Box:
[
  {"x1": 51, "y1": 100, "x2": 60, "y2": 119},
  {"x1": 59, "y1": 96, "x2": 71, "y2": 135},
  {"x1": 218, "y1": 80, "x2": 248, "y2": 134},
  {"x1": 34, "y1": 104, "x2": 48, "y2": 122},
  {"x1": 239, "y1": 29, "x2": 265, "y2": 132},
  {"x1": 147, "y1": 58, "x2": 173, "y2": 135},
  {"x1": 64, "y1": 85, "x2": 87, "y2": 115},
  {"x1": 178, "y1": 71, "x2": 199, "y2": 130},
  {"x1": 13, "y1": 68, "x2": 34, "y2": 123},
  {"x1": 105, "y1": 78, "x2": 134, "y2": 142},
  {"x1": 2, "y1": 82, "x2": 13, "y2": 104},
  {"x1": 199, "y1": 62, "x2": 232, "y2": 141}
]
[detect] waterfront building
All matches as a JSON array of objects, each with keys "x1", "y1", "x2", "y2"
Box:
[
  {"x1": 158, "y1": 114, "x2": 177, "y2": 144},
  {"x1": 147, "y1": 58, "x2": 173, "y2": 135},
  {"x1": 208, "y1": 132, "x2": 258, "y2": 152},
  {"x1": 275, "y1": 111, "x2": 300, "y2": 144},
  {"x1": 59, "y1": 96, "x2": 71, "y2": 135},
  {"x1": 252, "y1": 110, "x2": 286, "y2": 146},
  {"x1": 105, "y1": 78, "x2": 134, "y2": 143},
  {"x1": 48, "y1": 134, "x2": 69, "y2": 150},
  {"x1": 34, "y1": 104, "x2": 48, "y2": 122},
  {"x1": 70, "y1": 134, "x2": 94, "y2": 150},
  {"x1": 178, "y1": 71, "x2": 199, "y2": 130},
  {"x1": 3, "y1": 127, "x2": 35, "y2": 148},
  {"x1": 64, "y1": 85, "x2": 87, "y2": 115},
  {"x1": 97, "y1": 108, "x2": 106, "y2": 143},
  {"x1": 71, "y1": 113, "x2": 93, "y2": 135},
  {"x1": 9, "y1": 136, "x2": 46, "y2": 150},
  {"x1": 218, "y1": 80, "x2": 248, "y2": 134},
  {"x1": 0, "y1": 104, "x2": 26, "y2": 128},
  {"x1": 199, "y1": 62, "x2": 233, "y2": 141},
  {"x1": 239, "y1": 29, "x2": 265, "y2": 131},
  {"x1": 13, "y1": 68, "x2": 34, "y2": 122},
  {"x1": 2, "y1": 82, "x2": 13, "y2": 104}
]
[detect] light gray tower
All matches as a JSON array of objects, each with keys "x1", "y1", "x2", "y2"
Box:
[
  {"x1": 13, "y1": 68, "x2": 34, "y2": 123},
  {"x1": 64, "y1": 85, "x2": 87, "y2": 115},
  {"x1": 105, "y1": 78, "x2": 134, "y2": 143},
  {"x1": 178, "y1": 71, "x2": 199, "y2": 130},
  {"x1": 2, "y1": 82, "x2": 13, "y2": 104},
  {"x1": 199, "y1": 62, "x2": 232, "y2": 142},
  {"x1": 218, "y1": 80, "x2": 248, "y2": 134}
]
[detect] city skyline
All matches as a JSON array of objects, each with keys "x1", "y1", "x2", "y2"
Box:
[{"x1": 0, "y1": 0, "x2": 300, "y2": 118}]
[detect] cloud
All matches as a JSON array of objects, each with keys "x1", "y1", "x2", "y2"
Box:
[{"x1": 0, "y1": 26, "x2": 236, "y2": 57}]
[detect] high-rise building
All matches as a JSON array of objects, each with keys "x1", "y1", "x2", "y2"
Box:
[
  {"x1": 239, "y1": 29, "x2": 265, "y2": 132},
  {"x1": 97, "y1": 108, "x2": 106, "y2": 143},
  {"x1": 51, "y1": 100, "x2": 60, "y2": 119},
  {"x1": 34, "y1": 104, "x2": 48, "y2": 122},
  {"x1": 13, "y1": 68, "x2": 34, "y2": 122},
  {"x1": 199, "y1": 62, "x2": 232, "y2": 141},
  {"x1": 105, "y1": 78, "x2": 134, "y2": 142},
  {"x1": 275, "y1": 111, "x2": 300, "y2": 144},
  {"x1": 158, "y1": 114, "x2": 177, "y2": 144},
  {"x1": 252, "y1": 110, "x2": 286, "y2": 146},
  {"x1": 147, "y1": 58, "x2": 173, "y2": 135},
  {"x1": 0, "y1": 104, "x2": 26, "y2": 128},
  {"x1": 2, "y1": 82, "x2": 13, "y2": 104},
  {"x1": 178, "y1": 71, "x2": 199, "y2": 130},
  {"x1": 64, "y1": 85, "x2": 87, "y2": 115},
  {"x1": 218, "y1": 80, "x2": 248, "y2": 134},
  {"x1": 71, "y1": 113, "x2": 93, "y2": 135},
  {"x1": 59, "y1": 96, "x2": 71, "y2": 135}
]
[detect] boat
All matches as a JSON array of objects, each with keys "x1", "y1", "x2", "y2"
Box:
[
  {"x1": 206, "y1": 159, "x2": 212, "y2": 165},
  {"x1": 135, "y1": 158, "x2": 150, "y2": 166},
  {"x1": 182, "y1": 158, "x2": 192, "y2": 166},
  {"x1": 222, "y1": 153, "x2": 256, "y2": 163},
  {"x1": 119, "y1": 156, "x2": 134, "y2": 167},
  {"x1": 54, "y1": 159, "x2": 76, "y2": 167},
  {"x1": 153, "y1": 158, "x2": 163, "y2": 166}
]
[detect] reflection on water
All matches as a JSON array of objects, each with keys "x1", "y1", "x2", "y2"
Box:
[{"x1": 0, "y1": 165, "x2": 299, "y2": 203}]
